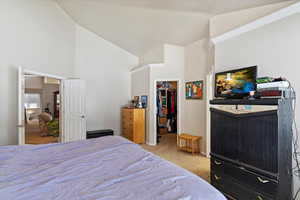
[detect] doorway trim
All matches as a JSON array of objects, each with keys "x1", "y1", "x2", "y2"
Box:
[
  {"x1": 18, "y1": 67, "x2": 66, "y2": 145},
  {"x1": 23, "y1": 69, "x2": 66, "y2": 80},
  {"x1": 153, "y1": 79, "x2": 182, "y2": 146},
  {"x1": 205, "y1": 73, "x2": 213, "y2": 158}
]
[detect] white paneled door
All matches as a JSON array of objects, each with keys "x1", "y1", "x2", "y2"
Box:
[{"x1": 62, "y1": 79, "x2": 86, "y2": 143}]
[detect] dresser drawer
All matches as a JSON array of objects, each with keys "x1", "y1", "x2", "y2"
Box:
[
  {"x1": 237, "y1": 167, "x2": 277, "y2": 197},
  {"x1": 123, "y1": 126, "x2": 133, "y2": 134},
  {"x1": 121, "y1": 108, "x2": 145, "y2": 144},
  {"x1": 211, "y1": 157, "x2": 225, "y2": 173},
  {"x1": 122, "y1": 114, "x2": 133, "y2": 121},
  {"x1": 212, "y1": 172, "x2": 273, "y2": 200},
  {"x1": 123, "y1": 129, "x2": 133, "y2": 140},
  {"x1": 211, "y1": 158, "x2": 278, "y2": 197},
  {"x1": 122, "y1": 121, "x2": 133, "y2": 129}
]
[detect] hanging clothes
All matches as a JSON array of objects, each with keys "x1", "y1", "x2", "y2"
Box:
[
  {"x1": 157, "y1": 90, "x2": 163, "y2": 117},
  {"x1": 167, "y1": 90, "x2": 177, "y2": 133},
  {"x1": 157, "y1": 82, "x2": 178, "y2": 140}
]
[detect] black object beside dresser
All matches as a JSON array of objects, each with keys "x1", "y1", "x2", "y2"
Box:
[
  {"x1": 210, "y1": 98, "x2": 293, "y2": 200},
  {"x1": 86, "y1": 129, "x2": 114, "y2": 139}
]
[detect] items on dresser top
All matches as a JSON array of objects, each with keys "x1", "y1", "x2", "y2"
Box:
[{"x1": 121, "y1": 108, "x2": 145, "y2": 144}]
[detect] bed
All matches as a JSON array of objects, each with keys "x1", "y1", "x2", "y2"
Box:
[{"x1": 0, "y1": 136, "x2": 226, "y2": 200}]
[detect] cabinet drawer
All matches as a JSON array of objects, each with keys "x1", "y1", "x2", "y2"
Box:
[
  {"x1": 211, "y1": 157, "x2": 225, "y2": 173},
  {"x1": 123, "y1": 130, "x2": 133, "y2": 140},
  {"x1": 236, "y1": 167, "x2": 277, "y2": 197},
  {"x1": 123, "y1": 126, "x2": 133, "y2": 134},
  {"x1": 123, "y1": 134, "x2": 133, "y2": 141},
  {"x1": 122, "y1": 114, "x2": 133, "y2": 121},
  {"x1": 122, "y1": 121, "x2": 133, "y2": 128},
  {"x1": 122, "y1": 109, "x2": 133, "y2": 113},
  {"x1": 211, "y1": 172, "x2": 273, "y2": 200},
  {"x1": 211, "y1": 158, "x2": 278, "y2": 197}
]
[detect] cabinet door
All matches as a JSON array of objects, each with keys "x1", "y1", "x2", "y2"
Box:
[
  {"x1": 239, "y1": 112, "x2": 278, "y2": 173},
  {"x1": 211, "y1": 109, "x2": 239, "y2": 160}
]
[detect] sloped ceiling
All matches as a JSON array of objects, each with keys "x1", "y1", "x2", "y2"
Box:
[{"x1": 57, "y1": 0, "x2": 291, "y2": 56}]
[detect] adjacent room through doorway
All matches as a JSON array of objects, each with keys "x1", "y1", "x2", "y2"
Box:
[
  {"x1": 156, "y1": 81, "x2": 178, "y2": 144},
  {"x1": 24, "y1": 74, "x2": 61, "y2": 144}
]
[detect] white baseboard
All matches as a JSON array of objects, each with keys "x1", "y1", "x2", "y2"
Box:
[
  {"x1": 146, "y1": 141, "x2": 156, "y2": 146},
  {"x1": 201, "y1": 152, "x2": 207, "y2": 157}
]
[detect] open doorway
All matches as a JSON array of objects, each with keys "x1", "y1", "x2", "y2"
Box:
[
  {"x1": 24, "y1": 74, "x2": 61, "y2": 144},
  {"x1": 18, "y1": 68, "x2": 87, "y2": 145},
  {"x1": 156, "y1": 81, "x2": 178, "y2": 145}
]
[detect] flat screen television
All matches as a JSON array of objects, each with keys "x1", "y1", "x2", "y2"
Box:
[{"x1": 215, "y1": 66, "x2": 257, "y2": 98}]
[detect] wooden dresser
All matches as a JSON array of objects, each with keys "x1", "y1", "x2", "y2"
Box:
[
  {"x1": 210, "y1": 99, "x2": 293, "y2": 200},
  {"x1": 122, "y1": 108, "x2": 145, "y2": 144}
]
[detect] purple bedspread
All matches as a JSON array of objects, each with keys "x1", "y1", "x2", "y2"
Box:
[{"x1": 0, "y1": 136, "x2": 226, "y2": 200}]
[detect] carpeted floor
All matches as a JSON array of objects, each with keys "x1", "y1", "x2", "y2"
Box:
[{"x1": 142, "y1": 134, "x2": 211, "y2": 182}]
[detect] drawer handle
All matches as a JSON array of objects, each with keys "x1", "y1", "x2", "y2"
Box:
[
  {"x1": 257, "y1": 177, "x2": 270, "y2": 184},
  {"x1": 257, "y1": 195, "x2": 264, "y2": 200},
  {"x1": 214, "y1": 160, "x2": 222, "y2": 165},
  {"x1": 214, "y1": 175, "x2": 221, "y2": 180}
]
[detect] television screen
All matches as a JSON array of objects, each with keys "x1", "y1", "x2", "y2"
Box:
[{"x1": 215, "y1": 66, "x2": 257, "y2": 98}]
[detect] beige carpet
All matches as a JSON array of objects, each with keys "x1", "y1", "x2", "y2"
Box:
[{"x1": 142, "y1": 134, "x2": 210, "y2": 182}]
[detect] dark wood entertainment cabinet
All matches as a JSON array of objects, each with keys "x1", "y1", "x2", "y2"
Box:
[{"x1": 210, "y1": 98, "x2": 293, "y2": 200}]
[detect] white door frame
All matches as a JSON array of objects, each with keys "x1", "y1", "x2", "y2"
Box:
[
  {"x1": 206, "y1": 73, "x2": 214, "y2": 158},
  {"x1": 153, "y1": 79, "x2": 182, "y2": 145},
  {"x1": 18, "y1": 67, "x2": 66, "y2": 145}
]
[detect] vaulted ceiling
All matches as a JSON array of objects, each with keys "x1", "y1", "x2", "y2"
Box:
[{"x1": 57, "y1": 0, "x2": 291, "y2": 56}]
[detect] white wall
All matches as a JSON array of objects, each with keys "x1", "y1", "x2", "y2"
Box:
[
  {"x1": 132, "y1": 43, "x2": 212, "y2": 147},
  {"x1": 148, "y1": 44, "x2": 185, "y2": 145},
  {"x1": 214, "y1": 12, "x2": 300, "y2": 196},
  {"x1": 183, "y1": 39, "x2": 211, "y2": 153},
  {"x1": 209, "y1": 1, "x2": 295, "y2": 38},
  {"x1": 75, "y1": 25, "x2": 139, "y2": 136},
  {"x1": 131, "y1": 67, "x2": 150, "y2": 97},
  {"x1": 0, "y1": 0, "x2": 76, "y2": 145},
  {"x1": 139, "y1": 45, "x2": 164, "y2": 66}
]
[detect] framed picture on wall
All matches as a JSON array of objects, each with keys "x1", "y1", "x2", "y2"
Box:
[
  {"x1": 133, "y1": 96, "x2": 139, "y2": 103},
  {"x1": 186, "y1": 81, "x2": 203, "y2": 99},
  {"x1": 141, "y1": 95, "x2": 148, "y2": 108}
]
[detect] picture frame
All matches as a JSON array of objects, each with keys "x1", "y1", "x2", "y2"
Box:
[
  {"x1": 185, "y1": 81, "x2": 203, "y2": 99},
  {"x1": 133, "y1": 96, "x2": 139, "y2": 103},
  {"x1": 141, "y1": 95, "x2": 148, "y2": 108}
]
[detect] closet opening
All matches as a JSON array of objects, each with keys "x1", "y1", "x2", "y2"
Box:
[{"x1": 156, "y1": 81, "x2": 178, "y2": 144}]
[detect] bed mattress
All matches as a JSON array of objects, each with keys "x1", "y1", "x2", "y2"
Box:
[{"x1": 0, "y1": 136, "x2": 226, "y2": 200}]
